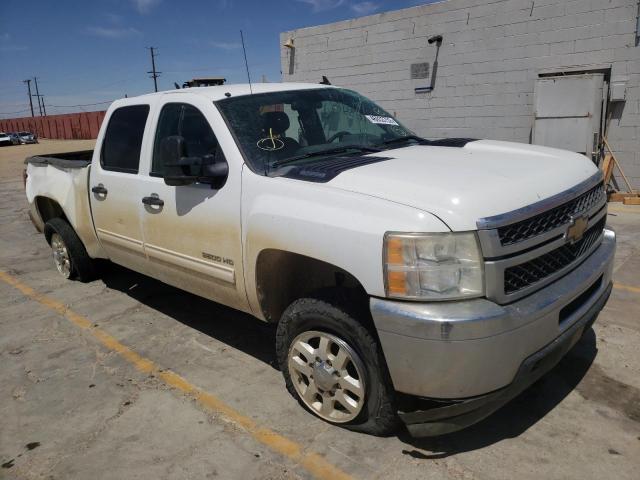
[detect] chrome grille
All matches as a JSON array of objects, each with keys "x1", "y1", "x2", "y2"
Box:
[
  {"x1": 503, "y1": 216, "x2": 606, "y2": 294},
  {"x1": 478, "y1": 172, "x2": 607, "y2": 304},
  {"x1": 498, "y1": 183, "x2": 605, "y2": 246}
]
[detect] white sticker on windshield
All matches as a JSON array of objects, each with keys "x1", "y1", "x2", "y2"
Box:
[{"x1": 365, "y1": 115, "x2": 399, "y2": 126}]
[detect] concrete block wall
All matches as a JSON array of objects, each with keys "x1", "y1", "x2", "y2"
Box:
[{"x1": 281, "y1": 0, "x2": 640, "y2": 189}]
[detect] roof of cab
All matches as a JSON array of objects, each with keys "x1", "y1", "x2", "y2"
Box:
[{"x1": 122, "y1": 82, "x2": 335, "y2": 104}]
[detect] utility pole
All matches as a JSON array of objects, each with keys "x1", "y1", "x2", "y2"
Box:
[
  {"x1": 23, "y1": 79, "x2": 35, "y2": 117},
  {"x1": 40, "y1": 96, "x2": 47, "y2": 116},
  {"x1": 33, "y1": 77, "x2": 43, "y2": 116},
  {"x1": 147, "y1": 47, "x2": 160, "y2": 92}
]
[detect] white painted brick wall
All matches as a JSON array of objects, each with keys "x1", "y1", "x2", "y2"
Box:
[{"x1": 281, "y1": 0, "x2": 640, "y2": 189}]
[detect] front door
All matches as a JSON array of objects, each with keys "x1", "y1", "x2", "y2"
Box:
[
  {"x1": 136, "y1": 99, "x2": 247, "y2": 312},
  {"x1": 90, "y1": 104, "x2": 150, "y2": 274}
]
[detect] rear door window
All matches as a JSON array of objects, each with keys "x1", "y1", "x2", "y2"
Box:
[{"x1": 101, "y1": 105, "x2": 150, "y2": 173}]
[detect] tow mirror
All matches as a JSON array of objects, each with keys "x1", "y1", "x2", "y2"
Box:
[{"x1": 161, "y1": 135, "x2": 228, "y2": 188}]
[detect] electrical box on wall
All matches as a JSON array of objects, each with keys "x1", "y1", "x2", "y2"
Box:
[
  {"x1": 410, "y1": 62, "x2": 430, "y2": 79},
  {"x1": 610, "y1": 76, "x2": 628, "y2": 102}
]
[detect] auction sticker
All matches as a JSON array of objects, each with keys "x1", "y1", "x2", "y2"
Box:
[{"x1": 365, "y1": 115, "x2": 399, "y2": 125}]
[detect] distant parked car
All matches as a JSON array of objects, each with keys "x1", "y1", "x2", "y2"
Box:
[
  {"x1": 0, "y1": 132, "x2": 13, "y2": 146},
  {"x1": 8, "y1": 132, "x2": 22, "y2": 145},
  {"x1": 18, "y1": 131, "x2": 37, "y2": 144}
]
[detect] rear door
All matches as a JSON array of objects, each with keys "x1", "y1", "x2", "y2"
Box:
[
  {"x1": 136, "y1": 96, "x2": 248, "y2": 312},
  {"x1": 90, "y1": 104, "x2": 151, "y2": 274}
]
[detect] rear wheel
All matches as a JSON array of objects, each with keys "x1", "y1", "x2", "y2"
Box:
[
  {"x1": 276, "y1": 297, "x2": 399, "y2": 435},
  {"x1": 44, "y1": 218, "x2": 96, "y2": 282},
  {"x1": 50, "y1": 232, "x2": 72, "y2": 278}
]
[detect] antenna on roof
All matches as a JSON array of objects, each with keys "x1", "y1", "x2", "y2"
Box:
[{"x1": 240, "y1": 30, "x2": 253, "y2": 94}]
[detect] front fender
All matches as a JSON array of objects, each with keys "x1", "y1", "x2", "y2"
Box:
[{"x1": 241, "y1": 170, "x2": 449, "y2": 319}]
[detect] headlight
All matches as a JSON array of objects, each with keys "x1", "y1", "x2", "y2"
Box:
[{"x1": 383, "y1": 232, "x2": 484, "y2": 300}]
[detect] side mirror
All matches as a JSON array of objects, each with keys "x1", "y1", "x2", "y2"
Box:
[
  {"x1": 161, "y1": 136, "x2": 229, "y2": 188},
  {"x1": 160, "y1": 136, "x2": 193, "y2": 186}
]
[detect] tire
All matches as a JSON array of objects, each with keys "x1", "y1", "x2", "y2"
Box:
[
  {"x1": 276, "y1": 296, "x2": 399, "y2": 436},
  {"x1": 44, "y1": 218, "x2": 96, "y2": 282}
]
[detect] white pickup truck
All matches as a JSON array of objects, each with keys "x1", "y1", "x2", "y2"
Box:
[{"x1": 24, "y1": 83, "x2": 615, "y2": 436}]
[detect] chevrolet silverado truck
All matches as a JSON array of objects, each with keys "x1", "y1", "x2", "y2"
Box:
[{"x1": 24, "y1": 83, "x2": 615, "y2": 436}]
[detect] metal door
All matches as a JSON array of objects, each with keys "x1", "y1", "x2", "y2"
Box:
[
  {"x1": 533, "y1": 74, "x2": 605, "y2": 157},
  {"x1": 136, "y1": 97, "x2": 248, "y2": 313}
]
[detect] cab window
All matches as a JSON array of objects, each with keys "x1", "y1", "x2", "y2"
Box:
[
  {"x1": 101, "y1": 105, "x2": 149, "y2": 173},
  {"x1": 151, "y1": 103, "x2": 222, "y2": 177}
]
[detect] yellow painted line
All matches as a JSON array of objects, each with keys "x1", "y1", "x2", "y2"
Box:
[
  {"x1": 613, "y1": 282, "x2": 640, "y2": 294},
  {"x1": 0, "y1": 270, "x2": 353, "y2": 480}
]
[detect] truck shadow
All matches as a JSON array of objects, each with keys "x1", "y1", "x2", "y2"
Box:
[
  {"x1": 398, "y1": 329, "x2": 598, "y2": 457},
  {"x1": 99, "y1": 261, "x2": 280, "y2": 369},
  {"x1": 99, "y1": 261, "x2": 598, "y2": 453}
]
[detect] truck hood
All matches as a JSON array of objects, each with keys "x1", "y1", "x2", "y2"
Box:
[{"x1": 327, "y1": 140, "x2": 599, "y2": 231}]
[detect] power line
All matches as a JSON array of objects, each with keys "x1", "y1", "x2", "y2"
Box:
[
  {"x1": 0, "y1": 108, "x2": 32, "y2": 116},
  {"x1": 0, "y1": 100, "x2": 114, "y2": 118},
  {"x1": 48, "y1": 100, "x2": 114, "y2": 108},
  {"x1": 147, "y1": 46, "x2": 161, "y2": 92}
]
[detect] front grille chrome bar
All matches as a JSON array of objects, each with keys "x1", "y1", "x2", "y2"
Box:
[
  {"x1": 476, "y1": 171, "x2": 603, "y2": 230},
  {"x1": 477, "y1": 171, "x2": 607, "y2": 304},
  {"x1": 483, "y1": 206, "x2": 607, "y2": 304}
]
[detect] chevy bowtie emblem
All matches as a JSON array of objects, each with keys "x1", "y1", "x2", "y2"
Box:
[{"x1": 565, "y1": 215, "x2": 588, "y2": 244}]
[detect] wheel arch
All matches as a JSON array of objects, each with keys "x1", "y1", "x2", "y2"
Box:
[
  {"x1": 36, "y1": 196, "x2": 69, "y2": 244},
  {"x1": 255, "y1": 249, "x2": 374, "y2": 328}
]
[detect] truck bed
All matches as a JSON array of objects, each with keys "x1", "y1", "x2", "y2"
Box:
[
  {"x1": 25, "y1": 150, "x2": 93, "y2": 169},
  {"x1": 25, "y1": 149, "x2": 104, "y2": 259}
]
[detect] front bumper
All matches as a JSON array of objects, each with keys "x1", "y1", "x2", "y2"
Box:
[{"x1": 370, "y1": 229, "x2": 616, "y2": 435}]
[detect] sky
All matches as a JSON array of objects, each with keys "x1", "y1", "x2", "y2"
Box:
[{"x1": 0, "y1": 0, "x2": 434, "y2": 119}]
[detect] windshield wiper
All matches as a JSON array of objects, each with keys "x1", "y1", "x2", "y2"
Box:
[
  {"x1": 272, "y1": 145, "x2": 381, "y2": 168},
  {"x1": 380, "y1": 135, "x2": 429, "y2": 146}
]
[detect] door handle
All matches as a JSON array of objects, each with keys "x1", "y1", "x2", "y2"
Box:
[
  {"x1": 142, "y1": 195, "x2": 164, "y2": 207},
  {"x1": 91, "y1": 185, "x2": 108, "y2": 195}
]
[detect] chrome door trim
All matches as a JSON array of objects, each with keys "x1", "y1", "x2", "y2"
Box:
[
  {"x1": 144, "y1": 243, "x2": 235, "y2": 285},
  {"x1": 96, "y1": 228, "x2": 145, "y2": 254}
]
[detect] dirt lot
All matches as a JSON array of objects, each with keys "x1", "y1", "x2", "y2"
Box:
[{"x1": 1, "y1": 139, "x2": 639, "y2": 480}]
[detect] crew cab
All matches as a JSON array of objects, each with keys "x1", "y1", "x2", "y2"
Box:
[{"x1": 24, "y1": 83, "x2": 615, "y2": 436}]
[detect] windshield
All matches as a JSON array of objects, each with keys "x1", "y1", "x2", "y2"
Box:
[{"x1": 216, "y1": 88, "x2": 416, "y2": 174}]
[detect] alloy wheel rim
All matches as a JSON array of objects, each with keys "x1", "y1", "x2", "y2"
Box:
[
  {"x1": 51, "y1": 233, "x2": 71, "y2": 278},
  {"x1": 288, "y1": 330, "x2": 366, "y2": 423}
]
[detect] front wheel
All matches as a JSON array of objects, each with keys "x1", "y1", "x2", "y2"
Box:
[{"x1": 276, "y1": 297, "x2": 399, "y2": 435}]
